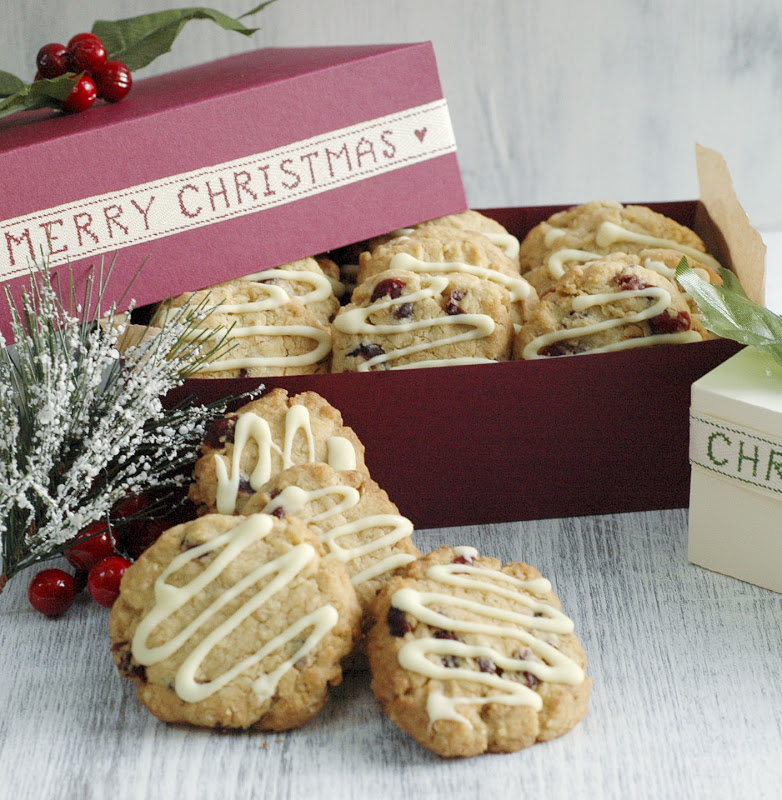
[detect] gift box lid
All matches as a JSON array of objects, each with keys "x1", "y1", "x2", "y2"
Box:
[
  {"x1": 0, "y1": 43, "x2": 467, "y2": 340},
  {"x1": 691, "y1": 346, "x2": 782, "y2": 435}
]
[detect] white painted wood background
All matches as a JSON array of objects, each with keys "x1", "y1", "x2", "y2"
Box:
[
  {"x1": 2, "y1": 0, "x2": 782, "y2": 229},
  {"x1": 3, "y1": 510, "x2": 782, "y2": 800},
  {"x1": 3, "y1": 3, "x2": 782, "y2": 798}
]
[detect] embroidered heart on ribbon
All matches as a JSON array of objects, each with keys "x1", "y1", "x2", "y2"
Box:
[{"x1": 414, "y1": 128, "x2": 427, "y2": 142}]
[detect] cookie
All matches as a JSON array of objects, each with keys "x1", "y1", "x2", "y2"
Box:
[
  {"x1": 330, "y1": 268, "x2": 514, "y2": 372},
  {"x1": 152, "y1": 279, "x2": 331, "y2": 378},
  {"x1": 241, "y1": 257, "x2": 344, "y2": 325},
  {"x1": 357, "y1": 227, "x2": 536, "y2": 326},
  {"x1": 367, "y1": 546, "x2": 591, "y2": 757},
  {"x1": 110, "y1": 512, "x2": 362, "y2": 730},
  {"x1": 243, "y1": 463, "x2": 420, "y2": 613},
  {"x1": 519, "y1": 200, "x2": 721, "y2": 295},
  {"x1": 190, "y1": 389, "x2": 369, "y2": 515},
  {"x1": 633, "y1": 247, "x2": 723, "y2": 328},
  {"x1": 514, "y1": 257, "x2": 709, "y2": 359},
  {"x1": 369, "y1": 210, "x2": 520, "y2": 264}
]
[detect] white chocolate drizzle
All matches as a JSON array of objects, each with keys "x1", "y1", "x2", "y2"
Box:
[
  {"x1": 641, "y1": 257, "x2": 711, "y2": 286},
  {"x1": 389, "y1": 252, "x2": 532, "y2": 303},
  {"x1": 391, "y1": 227, "x2": 519, "y2": 261},
  {"x1": 214, "y1": 406, "x2": 358, "y2": 514},
  {"x1": 522, "y1": 285, "x2": 702, "y2": 359},
  {"x1": 164, "y1": 283, "x2": 330, "y2": 373},
  {"x1": 391, "y1": 548, "x2": 584, "y2": 726},
  {"x1": 484, "y1": 231, "x2": 520, "y2": 260},
  {"x1": 595, "y1": 221, "x2": 722, "y2": 270},
  {"x1": 546, "y1": 248, "x2": 603, "y2": 279},
  {"x1": 261, "y1": 484, "x2": 415, "y2": 587},
  {"x1": 543, "y1": 227, "x2": 567, "y2": 247},
  {"x1": 242, "y1": 267, "x2": 342, "y2": 307},
  {"x1": 130, "y1": 513, "x2": 338, "y2": 704},
  {"x1": 334, "y1": 273, "x2": 498, "y2": 371}
]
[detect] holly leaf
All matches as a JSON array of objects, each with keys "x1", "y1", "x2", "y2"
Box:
[
  {"x1": 676, "y1": 256, "x2": 782, "y2": 368},
  {"x1": 0, "y1": 74, "x2": 79, "y2": 120},
  {"x1": 92, "y1": 2, "x2": 278, "y2": 72},
  {"x1": 0, "y1": 70, "x2": 26, "y2": 98}
]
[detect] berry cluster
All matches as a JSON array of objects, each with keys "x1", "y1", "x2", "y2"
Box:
[
  {"x1": 35, "y1": 32, "x2": 132, "y2": 113},
  {"x1": 26, "y1": 491, "x2": 186, "y2": 618},
  {"x1": 28, "y1": 527, "x2": 131, "y2": 617}
]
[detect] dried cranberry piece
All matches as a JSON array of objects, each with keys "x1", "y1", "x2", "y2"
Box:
[
  {"x1": 388, "y1": 606, "x2": 412, "y2": 636},
  {"x1": 453, "y1": 552, "x2": 475, "y2": 565},
  {"x1": 649, "y1": 309, "x2": 691, "y2": 335},
  {"x1": 237, "y1": 479, "x2": 254, "y2": 496},
  {"x1": 445, "y1": 289, "x2": 468, "y2": 315},
  {"x1": 270, "y1": 506, "x2": 286, "y2": 519},
  {"x1": 616, "y1": 273, "x2": 650, "y2": 291},
  {"x1": 112, "y1": 642, "x2": 147, "y2": 682},
  {"x1": 432, "y1": 628, "x2": 462, "y2": 667},
  {"x1": 347, "y1": 343, "x2": 385, "y2": 360},
  {"x1": 539, "y1": 342, "x2": 584, "y2": 357},
  {"x1": 203, "y1": 416, "x2": 236, "y2": 448},
  {"x1": 432, "y1": 629, "x2": 460, "y2": 641},
  {"x1": 393, "y1": 302, "x2": 413, "y2": 320},
  {"x1": 371, "y1": 277, "x2": 407, "y2": 302},
  {"x1": 478, "y1": 657, "x2": 503, "y2": 675},
  {"x1": 520, "y1": 671, "x2": 540, "y2": 689}
]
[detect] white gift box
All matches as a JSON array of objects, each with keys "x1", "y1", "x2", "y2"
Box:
[{"x1": 689, "y1": 346, "x2": 782, "y2": 592}]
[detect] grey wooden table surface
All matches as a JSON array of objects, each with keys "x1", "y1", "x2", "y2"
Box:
[{"x1": 2, "y1": 508, "x2": 781, "y2": 800}]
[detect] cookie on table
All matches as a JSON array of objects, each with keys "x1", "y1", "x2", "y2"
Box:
[
  {"x1": 367, "y1": 546, "x2": 591, "y2": 758},
  {"x1": 152, "y1": 279, "x2": 331, "y2": 378},
  {"x1": 110, "y1": 512, "x2": 362, "y2": 730},
  {"x1": 513, "y1": 257, "x2": 709, "y2": 360},
  {"x1": 331, "y1": 269, "x2": 514, "y2": 372},
  {"x1": 190, "y1": 389, "x2": 369, "y2": 516},
  {"x1": 357, "y1": 227, "x2": 536, "y2": 326},
  {"x1": 243, "y1": 463, "x2": 420, "y2": 613},
  {"x1": 241, "y1": 257, "x2": 344, "y2": 325},
  {"x1": 519, "y1": 200, "x2": 721, "y2": 296}
]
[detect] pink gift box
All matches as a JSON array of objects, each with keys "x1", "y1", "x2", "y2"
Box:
[{"x1": 0, "y1": 43, "x2": 467, "y2": 340}]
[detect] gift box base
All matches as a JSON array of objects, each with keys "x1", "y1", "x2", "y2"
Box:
[
  {"x1": 689, "y1": 470, "x2": 782, "y2": 593},
  {"x1": 165, "y1": 197, "x2": 746, "y2": 530},
  {"x1": 688, "y1": 346, "x2": 782, "y2": 593},
  {"x1": 174, "y1": 338, "x2": 742, "y2": 529}
]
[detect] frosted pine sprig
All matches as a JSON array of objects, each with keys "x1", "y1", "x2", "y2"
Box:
[{"x1": 0, "y1": 261, "x2": 232, "y2": 590}]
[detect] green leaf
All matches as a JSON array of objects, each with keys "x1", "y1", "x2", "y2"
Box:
[
  {"x1": 0, "y1": 70, "x2": 26, "y2": 98},
  {"x1": 676, "y1": 256, "x2": 782, "y2": 368},
  {"x1": 92, "y1": 3, "x2": 277, "y2": 72},
  {"x1": 0, "y1": 74, "x2": 79, "y2": 120}
]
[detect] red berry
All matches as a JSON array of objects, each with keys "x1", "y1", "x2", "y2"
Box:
[
  {"x1": 67, "y1": 32, "x2": 102, "y2": 49},
  {"x1": 62, "y1": 74, "x2": 97, "y2": 113},
  {"x1": 112, "y1": 491, "x2": 150, "y2": 520},
  {"x1": 94, "y1": 61, "x2": 132, "y2": 103},
  {"x1": 88, "y1": 556, "x2": 131, "y2": 608},
  {"x1": 117, "y1": 517, "x2": 170, "y2": 561},
  {"x1": 65, "y1": 521, "x2": 115, "y2": 573},
  {"x1": 36, "y1": 42, "x2": 69, "y2": 79},
  {"x1": 68, "y1": 38, "x2": 107, "y2": 73},
  {"x1": 28, "y1": 569, "x2": 76, "y2": 617}
]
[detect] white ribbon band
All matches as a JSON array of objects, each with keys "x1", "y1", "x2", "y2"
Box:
[
  {"x1": 0, "y1": 99, "x2": 456, "y2": 281},
  {"x1": 690, "y1": 410, "x2": 782, "y2": 498}
]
